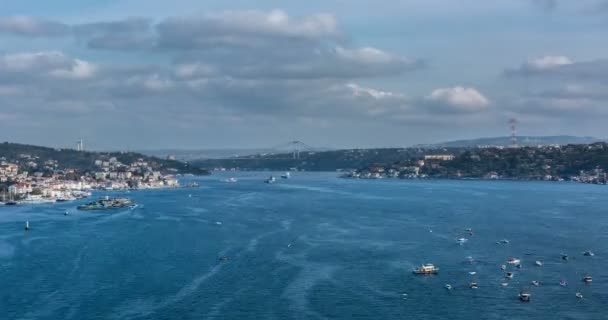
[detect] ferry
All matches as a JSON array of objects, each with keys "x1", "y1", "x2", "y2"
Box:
[
  {"x1": 413, "y1": 264, "x2": 439, "y2": 274},
  {"x1": 77, "y1": 196, "x2": 135, "y2": 211}
]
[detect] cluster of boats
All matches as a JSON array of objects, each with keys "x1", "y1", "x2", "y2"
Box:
[
  {"x1": 413, "y1": 228, "x2": 596, "y2": 302},
  {"x1": 265, "y1": 172, "x2": 291, "y2": 184},
  {"x1": 413, "y1": 259, "x2": 593, "y2": 302},
  {"x1": 2, "y1": 191, "x2": 92, "y2": 206}
]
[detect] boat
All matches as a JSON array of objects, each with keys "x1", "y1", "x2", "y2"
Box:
[
  {"x1": 535, "y1": 260, "x2": 543, "y2": 267},
  {"x1": 457, "y1": 238, "x2": 468, "y2": 245},
  {"x1": 265, "y1": 176, "x2": 276, "y2": 184},
  {"x1": 576, "y1": 292, "x2": 583, "y2": 299},
  {"x1": 519, "y1": 291, "x2": 531, "y2": 302},
  {"x1": 223, "y1": 177, "x2": 238, "y2": 183},
  {"x1": 77, "y1": 196, "x2": 135, "y2": 211},
  {"x1": 562, "y1": 254, "x2": 569, "y2": 261},
  {"x1": 25, "y1": 221, "x2": 30, "y2": 231},
  {"x1": 64, "y1": 210, "x2": 69, "y2": 216},
  {"x1": 583, "y1": 276, "x2": 592, "y2": 283},
  {"x1": 501, "y1": 282, "x2": 509, "y2": 287},
  {"x1": 469, "y1": 282, "x2": 478, "y2": 289},
  {"x1": 516, "y1": 264, "x2": 522, "y2": 269},
  {"x1": 498, "y1": 239, "x2": 510, "y2": 244},
  {"x1": 560, "y1": 280, "x2": 567, "y2": 287},
  {"x1": 500, "y1": 264, "x2": 507, "y2": 270},
  {"x1": 507, "y1": 258, "x2": 521, "y2": 265},
  {"x1": 281, "y1": 172, "x2": 291, "y2": 179},
  {"x1": 506, "y1": 272, "x2": 514, "y2": 279},
  {"x1": 444, "y1": 284, "x2": 453, "y2": 290},
  {"x1": 583, "y1": 250, "x2": 595, "y2": 257},
  {"x1": 218, "y1": 256, "x2": 230, "y2": 261},
  {"x1": 468, "y1": 271, "x2": 477, "y2": 275},
  {"x1": 531, "y1": 280, "x2": 541, "y2": 287},
  {"x1": 413, "y1": 264, "x2": 439, "y2": 274},
  {"x1": 5, "y1": 201, "x2": 18, "y2": 206}
]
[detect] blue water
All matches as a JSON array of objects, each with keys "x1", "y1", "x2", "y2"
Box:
[{"x1": 1, "y1": 173, "x2": 607, "y2": 319}]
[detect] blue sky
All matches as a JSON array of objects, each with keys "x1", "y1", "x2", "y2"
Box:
[{"x1": 0, "y1": 0, "x2": 608, "y2": 149}]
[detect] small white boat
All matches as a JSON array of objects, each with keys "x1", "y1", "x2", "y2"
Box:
[
  {"x1": 500, "y1": 264, "x2": 507, "y2": 271},
  {"x1": 576, "y1": 292, "x2": 583, "y2": 299},
  {"x1": 64, "y1": 210, "x2": 69, "y2": 216},
  {"x1": 457, "y1": 238, "x2": 468, "y2": 245},
  {"x1": 500, "y1": 282, "x2": 509, "y2": 287},
  {"x1": 215, "y1": 221, "x2": 223, "y2": 226},
  {"x1": 468, "y1": 271, "x2": 477, "y2": 275},
  {"x1": 507, "y1": 258, "x2": 521, "y2": 265},
  {"x1": 535, "y1": 260, "x2": 543, "y2": 267},
  {"x1": 498, "y1": 239, "x2": 510, "y2": 244},
  {"x1": 583, "y1": 275, "x2": 592, "y2": 283},
  {"x1": 281, "y1": 172, "x2": 291, "y2": 179},
  {"x1": 505, "y1": 272, "x2": 514, "y2": 279},
  {"x1": 560, "y1": 280, "x2": 567, "y2": 287},
  {"x1": 469, "y1": 282, "x2": 478, "y2": 289},
  {"x1": 413, "y1": 264, "x2": 439, "y2": 274},
  {"x1": 223, "y1": 177, "x2": 238, "y2": 183},
  {"x1": 265, "y1": 176, "x2": 276, "y2": 184},
  {"x1": 444, "y1": 284, "x2": 452, "y2": 290},
  {"x1": 531, "y1": 280, "x2": 541, "y2": 287},
  {"x1": 519, "y1": 291, "x2": 531, "y2": 302},
  {"x1": 25, "y1": 221, "x2": 30, "y2": 231},
  {"x1": 583, "y1": 250, "x2": 595, "y2": 257}
]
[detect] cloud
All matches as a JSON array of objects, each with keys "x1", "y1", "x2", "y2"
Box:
[
  {"x1": 73, "y1": 18, "x2": 155, "y2": 50},
  {"x1": 425, "y1": 86, "x2": 490, "y2": 112},
  {"x1": 0, "y1": 51, "x2": 97, "y2": 80},
  {"x1": 0, "y1": 16, "x2": 69, "y2": 37},
  {"x1": 504, "y1": 56, "x2": 608, "y2": 82},
  {"x1": 156, "y1": 10, "x2": 338, "y2": 50},
  {"x1": 525, "y1": 55, "x2": 573, "y2": 70}
]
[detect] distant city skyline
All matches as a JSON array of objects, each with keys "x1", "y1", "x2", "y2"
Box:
[{"x1": 1, "y1": 0, "x2": 608, "y2": 149}]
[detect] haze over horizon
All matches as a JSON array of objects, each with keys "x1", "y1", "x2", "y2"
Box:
[{"x1": 1, "y1": 0, "x2": 608, "y2": 150}]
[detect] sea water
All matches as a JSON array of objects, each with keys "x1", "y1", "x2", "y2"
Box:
[{"x1": 1, "y1": 173, "x2": 607, "y2": 319}]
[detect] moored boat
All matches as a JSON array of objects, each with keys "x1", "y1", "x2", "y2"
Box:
[{"x1": 583, "y1": 275, "x2": 592, "y2": 283}]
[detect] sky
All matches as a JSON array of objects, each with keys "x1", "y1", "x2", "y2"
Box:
[{"x1": 1, "y1": 0, "x2": 608, "y2": 150}]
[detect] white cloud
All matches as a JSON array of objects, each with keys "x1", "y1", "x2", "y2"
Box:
[
  {"x1": 346, "y1": 83, "x2": 403, "y2": 99},
  {"x1": 49, "y1": 59, "x2": 98, "y2": 79},
  {"x1": 525, "y1": 55, "x2": 573, "y2": 70},
  {"x1": 427, "y1": 86, "x2": 490, "y2": 111}
]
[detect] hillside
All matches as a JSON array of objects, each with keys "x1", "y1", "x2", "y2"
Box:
[
  {"x1": 0, "y1": 142, "x2": 209, "y2": 175},
  {"x1": 416, "y1": 135, "x2": 603, "y2": 148},
  {"x1": 193, "y1": 148, "x2": 465, "y2": 171}
]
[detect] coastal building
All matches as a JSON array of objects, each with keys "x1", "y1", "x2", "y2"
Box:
[{"x1": 424, "y1": 154, "x2": 455, "y2": 161}]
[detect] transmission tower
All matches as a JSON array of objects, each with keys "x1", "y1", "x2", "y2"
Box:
[{"x1": 509, "y1": 118, "x2": 518, "y2": 148}]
